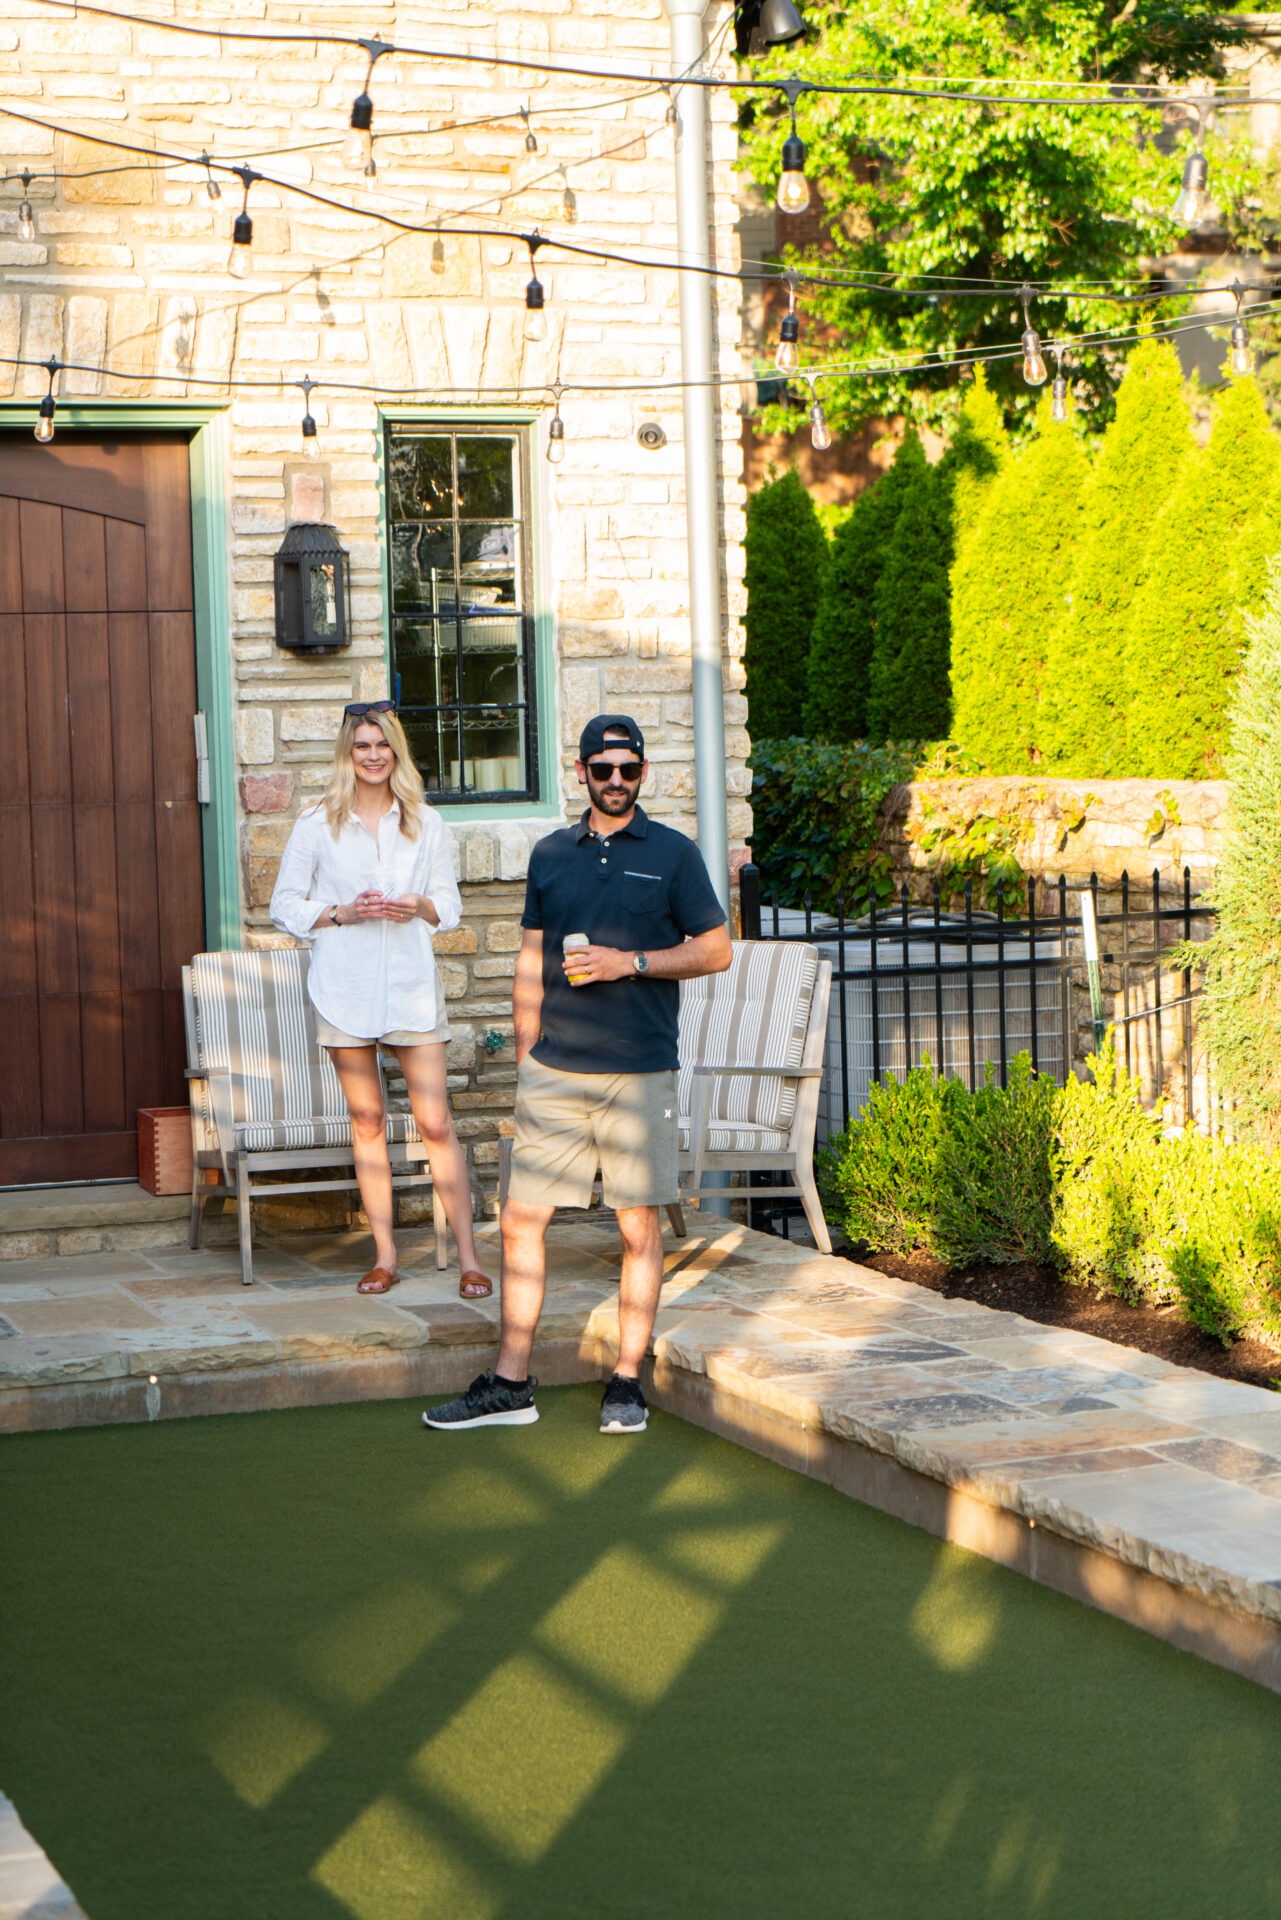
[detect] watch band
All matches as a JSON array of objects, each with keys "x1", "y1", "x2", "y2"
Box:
[{"x1": 329, "y1": 905, "x2": 340, "y2": 925}]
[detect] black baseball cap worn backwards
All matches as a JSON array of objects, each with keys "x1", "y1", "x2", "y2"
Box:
[{"x1": 578, "y1": 713, "x2": 646, "y2": 761}]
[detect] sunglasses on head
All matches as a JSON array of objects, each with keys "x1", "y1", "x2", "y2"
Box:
[
  {"x1": 587, "y1": 759, "x2": 644, "y2": 782},
  {"x1": 345, "y1": 701, "x2": 396, "y2": 718}
]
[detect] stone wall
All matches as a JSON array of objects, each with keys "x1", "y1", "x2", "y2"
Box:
[{"x1": 1, "y1": 0, "x2": 749, "y2": 1206}]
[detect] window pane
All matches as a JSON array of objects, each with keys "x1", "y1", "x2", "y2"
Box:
[
  {"x1": 393, "y1": 621, "x2": 458, "y2": 707},
  {"x1": 401, "y1": 709, "x2": 460, "y2": 794},
  {"x1": 388, "y1": 435, "x2": 453, "y2": 520},
  {"x1": 458, "y1": 523, "x2": 519, "y2": 608},
  {"x1": 308, "y1": 561, "x2": 340, "y2": 640},
  {"x1": 455, "y1": 438, "x2": 516, "y2": 520},
  {"x1": 461, "y1": 707, "x2": 524, "y2": 793},
  {"x1": 391, "y1": 522, "x2": 457, "y2": 615},
  {"x1": 460, "y1": 616, "x2": 522, "y2": 706}
]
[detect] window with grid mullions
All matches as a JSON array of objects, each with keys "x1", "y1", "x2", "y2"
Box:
[{"x1": 386, "y1": 426, "x2": 538, "y2": 804}]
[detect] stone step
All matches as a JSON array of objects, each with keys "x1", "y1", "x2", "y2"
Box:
[{"x1": 0, "y1": 1183, "x2": 193, "y2": 1262}]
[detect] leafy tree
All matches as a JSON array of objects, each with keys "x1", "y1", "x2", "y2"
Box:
[
  {"x1": 737, "y1": 0, "x2": 1255, "y2": 438},
  {"x1": 742, "y1": 467, "x2": 829, "y2": 740},
  {"x1": 866, "y1": 432, "x2": 954, "y2": 741},
  {"x1": 1039, "y1": 337, "x2": 1195, "y2": 777},
  {"x1": 802, "y1": 453, "x2": 912, "y2": 739},
  {"x1": 1124, "y1": 373, "x2": 1281, "y2": 779},
  {"x1": 1190, "y1": 565, "x2": 1281, "y2": 1144},
  {"x1": 950, "y1": 395, "x2": 1089, "y2": 771}
]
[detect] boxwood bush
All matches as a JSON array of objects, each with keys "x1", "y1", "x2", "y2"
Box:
[{"x1": 819, "y1": 1042, "x2": 1281, "y2": 1346}]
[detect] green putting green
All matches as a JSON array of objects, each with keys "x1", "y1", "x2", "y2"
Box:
[{"x1": 2, "y1": 1387, "x2": 1280, "y2": 1919}]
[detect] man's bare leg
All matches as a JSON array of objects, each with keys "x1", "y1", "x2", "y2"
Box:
[
  {"x1": 614, "y1": 1205, "x2": 664, "y2": 1377},
  {"x1": 496, "y1": 1195, "x2": 555, "y2": 1380}
]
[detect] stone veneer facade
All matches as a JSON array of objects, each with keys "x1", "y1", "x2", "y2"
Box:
[{"x1": 1, "y1": 0, "x2": 749, "y2": 1208}]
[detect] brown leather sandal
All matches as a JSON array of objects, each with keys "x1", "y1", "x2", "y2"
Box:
[
  {"x1": 459, "y1": 1270, "x2": 493, "y2": 1300},
  {"x1": 357, "y1": 1267, "x2": 399, "y2": 1295}
]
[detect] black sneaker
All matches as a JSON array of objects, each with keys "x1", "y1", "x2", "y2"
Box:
[
  {"x1": 600, "y1": 1372, "x2": 648, "y2": 1434},
  {"x1": 422, "y1": 1371, "x2": 539, "y2": 1430}
]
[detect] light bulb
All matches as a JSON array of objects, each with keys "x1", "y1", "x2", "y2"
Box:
[
  {"x1": 776, "y1": 131, "x2": 810, "y2": 215},
  {"x1": 1021, "y1": 327, "x2": 1047, "y2": 386},
  {"x1": 229, "y1": 209, "x2": 252, "y2": 278},
  {"x1": 345, "y1": 93, "x2": 373, "y2": 172},
  {"x1": 547, "y1": 416, "x2": 565, "y2": 464},
  {"x1": 525, "y1": 274, "x2": 546, "y2": 343},
  {"x1": 1171, "y1": 152, "x2": 1209, "y2": 226},
  {"x1": 34, "y1": 397, "x2": 55, "y2": 443},
  {"x1": 1230, "y1": 320, "x2": 1252, "y2": 375},
  {"x1": 525, "y1": 129, "x2": 538, "y2": 154},
  {"x1": 666, "y1": 98, "x2": 679, "y2": 128},
  {"x1": 204, "y1": 170, "x2": 221, "y2": 202},
  {"x1": 809, "y1": 399, "x2": 831, "y2": 450},
  {"x1": 302, "y1": 415, "x2": 320, "y2": 458},
  {"x1": 1051, "y1": 374, "x2": 1068, "y2": 423},
  {"x1": 775, "y1": 310, "x2": 800, "y2": 373},
  {"x1": 17, "y1": 200, "x2": 35, "y2": 242}
]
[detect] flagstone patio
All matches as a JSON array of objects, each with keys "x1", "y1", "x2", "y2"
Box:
[{"x1": 4, "y1": 1207, "x2": 1281, "y2": 1694}]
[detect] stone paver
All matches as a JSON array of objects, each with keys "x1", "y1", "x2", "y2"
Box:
[{"x1": 5, "y1": 1210, "x2": 1281, "y2": 1665}]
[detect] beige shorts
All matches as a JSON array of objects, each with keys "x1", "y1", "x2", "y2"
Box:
[
  {"x1": 508, "y1": 1056, "x2": 679, "y2": 1210},
  {"x1": 315, "y1": 1015, "x2": 451, "y2": 1049}
]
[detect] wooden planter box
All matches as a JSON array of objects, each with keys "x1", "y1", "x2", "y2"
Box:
[{"x1": 138, "y1": 1107, "x2": 193, "y2": 1196}]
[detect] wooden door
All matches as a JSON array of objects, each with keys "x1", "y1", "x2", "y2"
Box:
[{"x1": 0, "y1": 434, "x2": 205, "y2": 1184}]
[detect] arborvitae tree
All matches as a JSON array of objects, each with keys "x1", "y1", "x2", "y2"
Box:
[
  {"x1": 742, "y1": 468, "x2": 830, "y2": 740},
  {"x1": 1125, "y1": 373, "x2": 1281, "y2": 779},
  {"x1": 866, "y1": 432, "x2": 954, "y2": 741},
  {"x1": 949, "y1": 365, "x2": 1009, "y2": 546},
  {"x1": 1040, "y1": 338, "x2": 1195, "y2": 777},
  {"x1": 802, "y1": 457, "x2": 911, "y2": 739},
  {"x1": 1191, "y1": 566, "x2": 1281, "y2": 1142},
  {"x1": 949, "y1": 395, "x2": 1089, "y2": 772}
]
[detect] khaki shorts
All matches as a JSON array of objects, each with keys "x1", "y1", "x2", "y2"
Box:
[
  {"x1": 315, "y1": 1015, "x2": 451, "y2": 1049},
  {"x1": 508, "y1": 1056, "x2": 679, "y2": 1210}
]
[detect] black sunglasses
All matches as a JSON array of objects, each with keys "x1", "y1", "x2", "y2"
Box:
[
  {"x1": 345, "y1": 701, "x2": 396, "y2": 718},
  {"x1": 586, "y1": 759, "x2": 644, "y2": 782}
]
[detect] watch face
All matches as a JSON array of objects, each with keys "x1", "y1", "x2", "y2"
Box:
[{"x1": 634, "y1": 952, "x2": 648, "y2": 974}]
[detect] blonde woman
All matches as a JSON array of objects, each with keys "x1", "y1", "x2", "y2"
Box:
[{"x1": 270, "y1": 702, "x2": 492, "y2": 1299}]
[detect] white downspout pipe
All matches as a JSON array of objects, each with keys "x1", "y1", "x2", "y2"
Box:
[{"x1": 664, "y1": 0, "x2": 731, "y2": 914}]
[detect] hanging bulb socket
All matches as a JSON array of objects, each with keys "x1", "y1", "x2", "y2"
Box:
[
  {"x1": 34, "y1": 357, "x2": 58, "y2": 445},
  {"x1": 229, "y1": 167, "x2": 259, "y2": 280},
  {"x1": 299, "y1": 377, "x2": 320, "y2": 459},
  {"x1": 1018, "y1": 285, "x2": 1047, "y2": 386},
  {"x1": 1171, "y1": 150, "x2": 1210, "y2": 228},
  {"x1": 524, "y1": 274, "x2": 547, "y2": 344},
  {"x1": 520, "y1": 106, "x2": 537, "y2": 155},
  {"x1": 200, "y1": 152, "x2": 221, "y2": 201},
  {"x1": 547, "y1": 411, "x2": 565, "y2": 465},
  {"x1": 343, "y1": 93, "x2": 374, "y2": 173},
  {"x1": 665, "y1": 89, "x2": 679, "y2": 128},
  {"x1": 1051, "y1": 374, "x2": 1068, "y2": 422},
  {"x1": 1230, "y1": 318, "x2": 1253, "y2": 376},
  {"x1": 775, "y1": 306, "x2": 800, "y2": 374},
  {"x1": 16, "y1": 171, "x2": 35, "y2": 242}
]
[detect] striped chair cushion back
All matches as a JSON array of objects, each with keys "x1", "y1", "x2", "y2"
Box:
[
  {"x1": 677, "y1": 940, "x2": 819, "y2": 1135},
  {"x1": 190, "y1": 949, "x2": 346, "y2": 1133}
]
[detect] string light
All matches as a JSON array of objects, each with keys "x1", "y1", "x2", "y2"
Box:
[
  {"x1": 298, "y1": 375, "x2": 320, "y2": 459},
  {"x1": 1050, "y1": 344, "x2": 1068, "y2": 421},
  {"x1": 776, "y1": 78, "x2": 811, "y2": 216},
  {"x1": 807, "y1": 379, "x2": 831, "y2": 449},
  {"x1": 775, "y1": 278, "x2": 801, "y2": 372},
  {"x1": 1171, "y1": 103, "x2": 1210, "y2": 227},
  {"x1": 34, "y1": 356, "x2": 58, "y2": 443},
  {"x1": 1020, "y1": 284, "x2": 1048, "y2": 386},
  {"x1": 524, "y1": 234, "x2": 547, "y2": 344},
  {"x1": 547, "y1": 388, "x2": 566, "y2": 464},
  {"x1": 662, "y1": 85, "x2": 679, "y2": 128},
  {"x1": 344, "y1": 39, "x2": 389, "y2": 176},
  {"x1": 16, "y1": 170, "x2": 35, "y2": 242},
  {"x1": 228, "y1": 165, "x2": 258, "y2": 280},
  {"x1": 198, "y1": 151, "x2": 221, "y2": 201},
  {"x1": 520, "y1": 105, "x2": 537, "y2": 154},
  {"x1": 1230, "y1": 281, "x2": 1253, "y2": 375}
]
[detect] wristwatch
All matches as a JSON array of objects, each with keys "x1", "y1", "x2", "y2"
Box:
[
  {"x1": 328, "y1": 905, "x2": 340, "y2": 925},
  {"x1": 633, "y1": 951, "x2": 649, "y2": 975}
]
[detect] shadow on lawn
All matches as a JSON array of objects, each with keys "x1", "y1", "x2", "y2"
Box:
[{"x1": 2, "y1": 1388, "x2": 1280, "y2": 1920}]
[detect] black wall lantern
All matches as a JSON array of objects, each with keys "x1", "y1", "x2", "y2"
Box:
[{"x1": 273, "y1": 522, "x2": 350, "y2": 653}]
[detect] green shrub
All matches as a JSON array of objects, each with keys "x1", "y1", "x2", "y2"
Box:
[
  {"x1": 821, "y1": 1039, "x2": 1281, "y2": 1346},
  {"x1": 949, "y1": 394, "x2": 1089, "y2": 773},
  {"x1": 867, "y1": 432, "x2": 954, "y2": 743},
  {"x1": 1124, "y1": 373, "x2": 1281, "y2": 779},
  {"x1": 1039, "y1": 337, "x2": 1195, "y2": 778},
  {"x1": 803, "y1": 464, "x2": 909, "y2": 741},
  {"x1": 742, "y1": 469, "x2": 830, "y2": 741},
  {"x1": 746, "y1": 736, "x2": 918, "y2": 911}
]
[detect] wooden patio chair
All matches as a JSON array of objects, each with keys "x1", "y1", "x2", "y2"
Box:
[
  {"x1": 497, "y1": 939, "x2": 832, "y2": 1253},
  {"x1": 677, "y1": 939, "x2": 832, "y2": 1253},
  {"x1": 183, "y1": 948, "x2": 445, "y2": 1286}
]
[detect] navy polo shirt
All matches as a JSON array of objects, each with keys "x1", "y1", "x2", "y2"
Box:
[{"x1": 521, "y1": 806, "x2": 726, "y2": 1073}]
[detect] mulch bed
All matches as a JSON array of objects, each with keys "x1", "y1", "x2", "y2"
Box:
[{"x1": 843, "y1": 1245, "x2": 1281, "y2": 1392}]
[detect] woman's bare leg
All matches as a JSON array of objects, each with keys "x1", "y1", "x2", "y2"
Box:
[
  {"x1": 394, "y1": 1043, "x2": 485, "y2": 1282},
  {"x1": 328, "y1": 1045, "x2": 396, "y2": 1272}
]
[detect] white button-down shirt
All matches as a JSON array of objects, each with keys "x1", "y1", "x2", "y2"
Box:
[{"x1": 270, "y1": 800, "x2": 462, "y2": 1038}]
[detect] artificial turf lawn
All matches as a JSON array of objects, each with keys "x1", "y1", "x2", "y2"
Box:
[{"x1": 3, "y1": 1389, "x2": 1281, "y2": 1920}]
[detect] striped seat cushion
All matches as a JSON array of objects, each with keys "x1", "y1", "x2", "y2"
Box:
[
  {"x1": 677, "y1": 940, "x2": 818, "y2": 1138},
  {"x1": 190, "y1": 949, "x2": 368, "y2": 1154},
  {"x1": 233, "y1": 1112, "x2": 423, "y2": 1153},
  {"x1": 676, "y1": 1122, "x2": 791, "y2": 1155}
]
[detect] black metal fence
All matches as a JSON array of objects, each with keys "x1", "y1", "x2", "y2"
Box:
[{"x1": 739, "y1": 862, "x2": 1215, "y2": 1142}]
